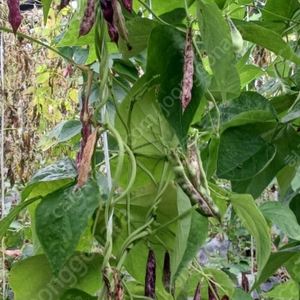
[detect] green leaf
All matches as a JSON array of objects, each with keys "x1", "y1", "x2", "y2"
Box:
[
  {"x1": 277, "y1": 164, "x2": 298, "y2": 197},
  {"x1": 234, "y1": 20, "x2": 300, "y2": 64},
  {"x1": 60, "y1": 289, "x2": 97, "y2": 300},
  {"x1": 173, "y1": 209, "x2": 208, "y2": 279},
  {"x1": 200, "y1": 268, "x2": 234, "y2": 300},
  {"x1": 252, "y1": 244, "x2": 300, "y2": 290},
  {"x1": 260, "y1": 201, "x2": 300, "y2": 240},
  {"x1": 239, "y1": 65, "x2": 265, "y2": 88},
  {"x1": 146, "y1": 25, "x2": 210, "y2": 148},
  {"x1": 206, "y1": 136, "x2": 220, "y2": 179},
  {"x1": 159, "y1": 8, "x2": 186, "y2": 24},
  {"x1": 9, "y1": 253, "x2": 102, "y2": 300},
  {"x1": 262, "y1": 0, "x2": 299, "y2": 22},
  {"x1": 194, "y1": 91, "x2": 277, "y2": 132},
  {"x1": 35, "y1": 179, "x2": 100, "y2": 275},
  {"x1": 197, "y1": 0, "x2": 240, "y2": 102},
  {"x1": 232, "y1": 123, "x2": 300, "y2": 198},
  {"x1": 270, "y1": 94, "x2": 297, "y2": 115},
  {"x1": 265, "y1": 280, "x2": 299, "y2": 299},
  {"x1": 233, "y1": 289, "x2": 253, "y2": 300},
  {"x1": 22, "y1": 158, "x2": 77, "y2": 200},
  {"x1": 281, "y1": 102, "x2": 300, "y2": 123},
  {"x1": 217, "y1": 127, "x2": 276, "y2": 181},
  {"x1": 0, "y1": 197, "x2": 39, "y2": 241},
  {"x1": 230, "y1": 193, "x2": 271, "y2": 277},
  {"x1": 285, "y1": 251, "x2": 300, "y2": 282},
  {"x1": 172, "y1": 186, "x2": 192, "y2": 280},
  {"x1": 41, "y1": 0, "x2": 52, "y2": 25},
  {"x1": 42, "y1": 120, "x2": 82, "y2": 150},
  {"x1": 119, "y1": 18, "x2": 159, "y2": 58},
  {"x1": 114, "y1": 75, "x2": 178, "y2": 158}
]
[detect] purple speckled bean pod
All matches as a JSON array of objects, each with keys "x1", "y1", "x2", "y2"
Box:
[
  {"x1": 7, "y1": 0, "x2": 22, "y2": 34},
  {"x1": 121, "y1": 0, "x2": 132, "y2": 13},
  {"x1": 193, "y1": 282, "x2": 202, "y2": 300},
  {"x1": 79, "y1": 0, "x2": 95, "y2": 36},
  {"x1": 180, "y1": 27, "x2": 194, "y2": 113},
  {"x1": 145, "y1": 249, "x2": 156, "y2": 299}
]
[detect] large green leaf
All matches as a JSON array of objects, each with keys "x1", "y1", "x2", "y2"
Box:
[
  {"x1": 172, "y1": 186, "x2": 192, "y2": 281},
  {"x1": 285, "y1": 251, "x2": 300, "y2": 282},
  {"x1": 41, "y1": 120, "x2": 82, "y2": 150},
  {"x1": 60, "y1": 289, "x2": 97, "y2": 300},
  {"x1": 265, "y1": 280, "x2": 299, "y2": 299},
  {"x1": 232, "y1": 123, "x2": 300, "y2": 198},
  {"x1": 233, "y1": 289, "x2": 253, "y2": 300},
  {"x1": 262, "y1": 0, "x2": 299, "y2": 22},
  {"x1": 115, "y1": 75, "x2": 178, "y2": 158},
  {"x1": 233, "y1": 19, "x2": 300, "y2": 64},
  {"x1": 197, "y1": 0, "x2": 240, "y2": 102},
  {"x1": 0, "y1": 197, "x2": 39, "y2": 241},
  {"x1": 41, "y1": 0, "x2": 52, "y2": 25},
  {"x1": 35, "y1": 179, "x2": 100, "y2": 275},
  {"x1": 252, "y1": 244, "x2": 300, "y2": 290},
  {"x1": 173, "y1": 209, "x2": 208, "y2": 280},
  {"x1": 119, "y1": 18, "x2": 159, "y2": 59},
  {"x1": 9, "y1": 253, "x2": 102, "y2": 300},
  {"x1": 260, "y1": 201, "x2": 300, "y2": 240},
  {"x1": 217, "y1": 127, "x2": 276, "y2": 181},
  {"x1": 22, "y1": 158, "x2": 77, "y2": 200},
  {"x1": 194, "y1": 92, "x2": 277, "y2": 132},
  {"x1": 146, "y1": 25, "x2": 210, "y2": 148},
  {"x1": 199, "y1": 268, "x2": 234, "y2": 300},
  {"x1": 281, "y1": 102, "x2": 300, "y2": 123},
  {"x1": 230, "y1": 194, "x2": 271, "y2": 277}
]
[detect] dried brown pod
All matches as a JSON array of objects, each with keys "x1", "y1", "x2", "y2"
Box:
[
  {"x1": 193, "y1": 282, "x2": 202, "y2": 300},
  {"x1": 7, "y1": 0, "x2": 22, "y2": 34},
  {"x1": 121, "y1": 0, "x2": 132, "y2": 13},
  {"x1": 145, "y1": 249, "x2": 156, "y2": 299},
  {"x1": 111, "y1": 0, "x2": 131, "y2": 50},
  {"x1": 79, "y1": 0, "x2": 96, "y2": 36},
  {"x1": 241, "y1": 273, "x2": 249, "y2": 292},
  {"x1": 180, "y1": 27, "x2": 194, "y2": 113}
]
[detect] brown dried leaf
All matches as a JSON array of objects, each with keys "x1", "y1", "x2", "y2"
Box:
[{"x1": 76, "y1": 127, "x2": 98, "y2": 189}]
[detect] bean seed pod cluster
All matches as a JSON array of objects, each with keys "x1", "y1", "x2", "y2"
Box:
[
  {"x1": 7, "y1": 0, "x2": 22, "y2": 34},
  {"x1": 169, "y1": 147, "x2": 220, "y2": 221},
  {"x1": 100, "y1": 0, "x2": 132, "y2": 49}
]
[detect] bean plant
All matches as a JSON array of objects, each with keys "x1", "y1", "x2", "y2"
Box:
[{"x1": 2, "y1": 0, "x2": 300, "y2": 299}]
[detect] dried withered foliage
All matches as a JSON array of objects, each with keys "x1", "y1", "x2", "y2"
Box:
[{"x1": 2, "y1": 7, "x2": 78, "y2": 187}]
